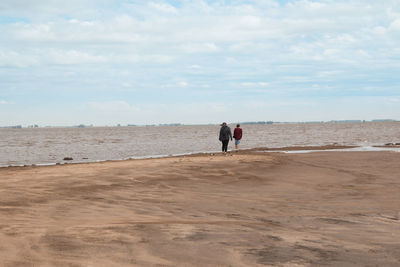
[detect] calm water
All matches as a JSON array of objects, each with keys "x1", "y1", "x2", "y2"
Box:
[{"x1": 1, "y1": 122, "x2": 399, "y2": 167}]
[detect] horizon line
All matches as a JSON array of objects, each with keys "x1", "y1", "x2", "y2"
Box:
[{"x1": 1, "y1": 119, "x2": 398, "y2": 128}]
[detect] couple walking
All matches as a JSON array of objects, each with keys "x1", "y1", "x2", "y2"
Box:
[{"x1": 219, "y1": 123, "x2": 242, "y2": 152}]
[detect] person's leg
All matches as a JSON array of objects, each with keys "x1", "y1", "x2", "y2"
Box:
[
  {"x1": 235, "y1": 139, "x2": 240, "y2": 150},
  {"x1": 222, "y1": 140, "x2": 228, "y2": 152}
]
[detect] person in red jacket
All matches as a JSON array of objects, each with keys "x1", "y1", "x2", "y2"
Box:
[{"x1": 233, "y1": 124, "x2": 243, "y2": 150}]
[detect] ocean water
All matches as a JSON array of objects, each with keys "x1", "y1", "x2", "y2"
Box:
[{"x1": 1, "y1": 122, "x2": 399, "y2": 167}]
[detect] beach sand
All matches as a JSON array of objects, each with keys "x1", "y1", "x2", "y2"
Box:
[{"x1": 0, "y1": 149, "x2": 399, "y2": 266}]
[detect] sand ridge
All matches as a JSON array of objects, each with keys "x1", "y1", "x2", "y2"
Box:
[{"x1": 0, "y1": 150, "x2": 400, "y2": 266}]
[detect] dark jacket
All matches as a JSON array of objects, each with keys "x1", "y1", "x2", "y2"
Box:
[{"x1": 219, "y1": 125, "x2": 232, "y2": 141}]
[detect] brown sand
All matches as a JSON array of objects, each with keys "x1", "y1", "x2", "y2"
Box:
[{"x1": 0, "y1": 150, "x2": 399, "y2": 266}]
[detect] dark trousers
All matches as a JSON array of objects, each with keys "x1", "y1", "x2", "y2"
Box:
[{"x1": 221, "y1": 140, "x2": 229, "y2": 152}]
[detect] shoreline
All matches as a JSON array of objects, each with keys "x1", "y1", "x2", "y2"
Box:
[{"x1": 3, "y1": 144, "x2": 400, "y2": 169}]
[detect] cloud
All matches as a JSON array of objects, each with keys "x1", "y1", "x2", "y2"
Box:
[
  {"x1": 87, "y1": 101, "x2": 140, "y2": 112},
  {"x1": 0, "y1": 0, "x2": 105, "y2": 20},
  {"x1": 239, "y1": 82, "x2": 270, "y2": 88},
  {"x1": 0, "y1": 50, "x2": 39, "y2": 67},
  {"x1": 148, "y1": 2, "x2": 178, "y2": 14},
  {"x1": 388, "y1": 97, "x2": 400, "y2": 103},
  {"x1": 389, "y1": 19, "x2": 400, "y2": 32},
  {"x1": 0, "y1": 100, "x2": 10, "y2": 105},
  {"x1": 178, "y1": 81, "x2": 188, "y2": 87},
  {"x1": 179, "y1": 42, "x2": 220, "y2": 53},
  {"x1": 1, "y1": 0, "x2": 400, "y2": 125},
  {"x1": 49, "y1": 50, "x2": 107, "y2": 65}
]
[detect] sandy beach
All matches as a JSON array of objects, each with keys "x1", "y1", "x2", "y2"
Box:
[{"x1": 0, "y1": 149, "x2": 399, "y2": 266}]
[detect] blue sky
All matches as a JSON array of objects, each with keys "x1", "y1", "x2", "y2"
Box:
[{"x1": 0, "y1": 0, "x2": 399, "y2": 126}]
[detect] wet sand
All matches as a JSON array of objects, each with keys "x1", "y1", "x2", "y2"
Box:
[{"x1": 0, "y1": 149, "x2": 399, "y2": 266}]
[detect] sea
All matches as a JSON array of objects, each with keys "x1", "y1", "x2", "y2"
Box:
[{"x1": 1, "y1": 122, "x2": 399, "y2": 167}]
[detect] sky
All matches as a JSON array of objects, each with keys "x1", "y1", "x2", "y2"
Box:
[{"x1": 0, "y1": 0, "x2": 400, "y2": 126}]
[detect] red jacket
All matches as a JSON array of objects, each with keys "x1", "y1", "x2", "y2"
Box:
[{"x1": 233, "y1": 127, "x2": 242, "y2": 140}]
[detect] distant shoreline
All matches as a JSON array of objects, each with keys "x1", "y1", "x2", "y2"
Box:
[{"x1": 1, "y1": 120, "x2": 398, "y2": 129}]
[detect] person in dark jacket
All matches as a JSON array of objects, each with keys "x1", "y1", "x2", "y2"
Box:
[
  {"x1": 233, "y1": 124, "x2": 243, "y2": 150},
  {"x1": 219, "y1": 122, "x2": 232, "y2": 153}
]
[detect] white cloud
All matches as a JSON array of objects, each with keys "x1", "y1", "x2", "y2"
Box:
[
  {"x1": 238, "y1": 15, "x2": 262, "y2": 28},
  {"x1": 178, "y1": 81, "x2": 188, "y2": 87},
  {"x1": 388, "y1": 97, "x2": 400, "y2": 103},
  {"x1": 49, "y1": 50, "x2": 107, "y2": 65},
  {"x1": 87, "y1": 101, "x2": 140, "y2": 112},
  {"x1": 1, "y1": 0, "x2": 400, "y2": 124},
  {"x1": 240, "y1": 82, "x2": 270, "y2": 87},
  {"x1": 243, "y1": 100, "x2": 267, "y2": 108},
  {"x1": 180, "y1": 42, "x2": 220, "y2": 53},
  {"x1": 372, "y1": 26, "x2": 387, "y2": 35},
  {"x1": 68, "y1": 19, "x2": 95, "y2": 27},
  {"x1": 316, "y1": 70, "x2": 344, "y2": 77},
  {"x1": 0, "y1": 50, "x2": 39, "y2": 67},
  {"x1": 0, "y1": 0, "x2": 103, "y2": 20},
  {"x1": 149, "y1": 2, "x2": 178, "y2": 14},
  {"x1": 0, "y1": 48, "x2": 175, "y2": 66},
  {"x1": 389, "y1": 19, "x2": 400, "y2": 32},
  {"x1": 14, "y1": 23, "x2": 57, "y2": 41},
  {"x1": 0, "y1": 100, "x2": 10, "y2": 105}
]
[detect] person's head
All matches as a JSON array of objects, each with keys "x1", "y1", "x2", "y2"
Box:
[
  {"x1": 236, "y1": 124, "x2": 240, "y2": 128},
  {"x1": 221, "y1": 122, "x2": 227, "y2": 126}
]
